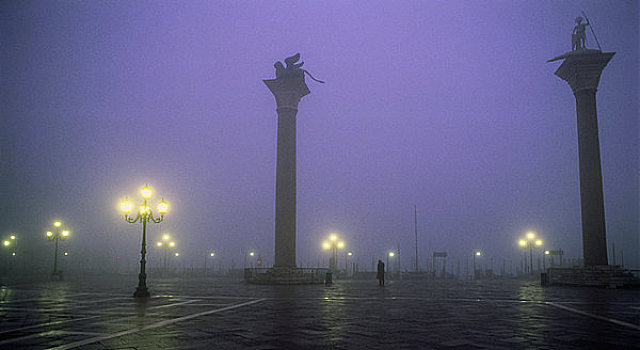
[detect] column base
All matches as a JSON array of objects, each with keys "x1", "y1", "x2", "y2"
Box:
[
  {"x1": 546, "y1": 265, "x2": 640, "y2": 288},
  {"x1": 244, "y1": 267, "x2": 329, "y2": 285}
]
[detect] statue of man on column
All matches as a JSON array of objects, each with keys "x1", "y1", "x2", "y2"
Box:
[{"x1": 572, "y1": 16, "x2": 590, "y2": 50}]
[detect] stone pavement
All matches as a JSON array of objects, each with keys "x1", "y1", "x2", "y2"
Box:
[{"x1": 1, "y1": 275, "x2": 639, "y2": 349}]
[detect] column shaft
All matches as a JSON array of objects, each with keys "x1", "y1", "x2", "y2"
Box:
[{"x1": 274, "y1": 106, "x2": 297, "y2": 267}]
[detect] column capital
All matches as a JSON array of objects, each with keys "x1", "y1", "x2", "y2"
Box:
[
  {"x1": 264, "y1": 77, "x2": 310, "y2": 111},
  {"x1": 550, "y1": 51, "x2": 615, "y2": 93}
]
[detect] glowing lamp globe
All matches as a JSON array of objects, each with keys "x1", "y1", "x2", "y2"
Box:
[{"x1": 141, "y1": 185, "x2": 152, "y2": 199}]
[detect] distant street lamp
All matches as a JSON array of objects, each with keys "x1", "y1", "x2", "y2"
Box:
[
  {"x1": 45, "y1": 221, "x2": 70, "y2": 280},
  {"x1": 121, "y1": 184, "x2": 168, "y2": 298},
  {"x1": 518, "y1": 232, "x2": 543, "y2": 275},
  {"x1": 473, "y1": 251, "x2": 481, "y2": 280},
  {"x1": 543, "y1": 250, "x2": 550, "y2": 270},
  {"x1": 2, "y1": 235, "x2": 18, "y2": 271},
  {"x1": 156, "y1": 234, "x2": 176, "y2": 274},
  {"x1": 205, "y1": 252, "x2": 215, "y2": 275},
  {"x1": 345, "y1": 251, "x2": 353, "y2": 278},
  {"x1": 387, "y1": 251, "x2": 395, "y2": 276},
  {"x1": 322, "y1": 233, "x2": 345, "y2": 272}
]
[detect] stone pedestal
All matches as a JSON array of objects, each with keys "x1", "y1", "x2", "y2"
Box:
[
  {"x1": 264, "y1": 77, "x2": 310, "y2": 269},
  {"x1": 550, "y1": 50, "x2": 614, "y2": 267}
]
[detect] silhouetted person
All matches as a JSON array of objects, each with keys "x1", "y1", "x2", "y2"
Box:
[{"x1": 377, "y1": 260, "x2": 385, "y2": 286}]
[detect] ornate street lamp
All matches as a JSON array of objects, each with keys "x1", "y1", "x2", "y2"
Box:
[
  {"x1": 45, "y1": 221, "x2": 70, "y2": 280},
  {"x1": 121, "y1": 184, "x2": 168, "y2": 298},
  {"x1": 157, "y1": 234, "x2": 176, "y2": 275},
  {"x1": 518, "y1": 232, "x2": 543, "y2": 275},
  {"x1": 322, "y1": 233, "x2": 345, "y2": 272}
]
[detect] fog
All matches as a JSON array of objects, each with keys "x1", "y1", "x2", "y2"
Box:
[{"x1": 1, "y1": 1, "x2": 638, "y2": 274}]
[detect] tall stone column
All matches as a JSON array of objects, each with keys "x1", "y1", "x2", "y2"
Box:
[
  {"x1": 264, "y1": 76, "x2": 310, "y2": 268},
  {"x1": 551, "y1": 50, "x2": 614, "y2": 266}
]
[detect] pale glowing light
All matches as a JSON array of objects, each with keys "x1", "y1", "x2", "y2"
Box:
[
  {"x1": 210, "y1": 253, "x2": 215, "y2": 257},
  {"x1": 322, "y1": 242, "x2": 330, "y2": 250},
  {"x1": 54, "y1": 221, "x2": 62, "y2": 227},
  {"x1": 121, "y1": 198, "x2": 132, "y2": 213},
  {"x1": 157, "y1": 198, "x2": 168, "y2": 215},
  {"x1": 175, "y1": 253, "x2": 179, "y2": 257},
  {"x1": 545, "y1": 250, "x2": 550, "y2": 255},
  {"x1": 347, "y1": 252, "x2": 353, "y2": 256},
  {"x1": 64, "y1": 252, "x2": 69, "y2": 256},
  {"x1": 249, "y1": 252, "x2": 255, "y2": 256},
  {"x1": 169, "y1": 242, "x2": 175, "y2": 247},
  {"x1": 527, "y1": 232, "x2": 535, "y2": 240},
  {"x1": 139, "y1": 206, "x2": 151, "y2": 215},
  {"x1": 337, "y1": 242, "x2": 344, "y2": 249},
  {"x1": 475, "y1": 251, "x2": 481, "y2": 256},
  {"x1": 157, "y1": 242, "x2": 163, "y2": 247},
  {"x1": 46, "y1": 231, "x2": 53, "y2": 237},
  {"x1": 388, "y1": 252, "x2": 395, "y2": 257},
  {"x1": 3, "y1": 240, "x2": 9, "y2": 247},
  {"x1": 519, "y1": 240, "x2": 527, "y2": 247},
  {"x1": 12, "y1": 252, "x2": 16, "y2": 256},
  {"x1": 163, "y1": 234, "x2": 170, "y2": 241},
  {"x1": 329, "y1": 234, "x2": 337, "y2": 241},
  {"x1": 10, "y1": 235, "x2": 15, "y2": 240},
  {"x1": 62, "y1": 230, "x2": 69, "y2": 237},
  {"x1": 141, "y1": 185, "x2": 152, "y2": 199},
  {"x1": 535, "y1": 240, "x2": 543, "y2": 246}
]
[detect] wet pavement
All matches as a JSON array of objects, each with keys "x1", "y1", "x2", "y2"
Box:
[{"x1": 1, "y1": 274, "x2": 639, "y2": 349}]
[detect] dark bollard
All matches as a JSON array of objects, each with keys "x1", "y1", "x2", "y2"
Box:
[
  {"x1": 540, "y1": 272, "x2": 548, "y2": 286},
  {"x1": 325, "y1": 271, "x2": 332, "y2": 285}
]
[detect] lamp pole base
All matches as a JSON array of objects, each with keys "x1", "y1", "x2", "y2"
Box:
[{"x1": 133, "y1": 286, "x2": 150, "y2": 298}]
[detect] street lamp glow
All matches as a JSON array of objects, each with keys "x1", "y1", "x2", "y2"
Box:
[
  {"x1": 12, "y1": 252, "x2": 16, "y2": 256},
  {"x1": 175, "y1": 252, "x2": 179, "y2": 257},
  {"x1": 141, "y1": 184, "x2": 152, "y2": 199},
  {"x1": 121, "y1": 198, "x2": 132, "y2": 214},
  {"x1": 347, "y1": 251, "x2": 353, "y2": 256},
  {"x1": 157, "y1": 242, "x2": 163, "y2": 247},
  {"x1": 545, "y1": 250, "x2": 550, "y2": 255},
  {"x1": 46, "y1": 231, "x2": 53, "y2": 237},
  {"x1": 527, "y1": 232, "x2": 535, "y2": 240},
  {"x1": 388, "y1": 252, "x2": 395, "y2": 257},
  {"x1": 169, "y1": 242, "x2": 175, "y2": 247},
  {"x1": 322, "y1": 241, "x2": 330, "y2": 250},
  {"x1": 64, "y1": 252, "x2": 69, "y2": 256},
  {"x1": 337, "y1": 242, "x2": 344, "y2": 249},
  {"x1": 163, "y1": 234, "x2": 170, "y2": 241},
  {"x1": 535, "y1": 240, "x2": 543, "y2": 246},
  {"x1": 157, "y1": 198, "x2": 168, "y2": 215},
  {"x1": 519, "y1": 240, "x2": 526, "y2": 247},
  {"x1": 329, "y1": 234, "x2": 337, "y2": 241},
  {"x1": 210, "y1": 252, "x2": 215, "y2": 257},
  {"x1": 3, "y1": 240, "x2": 9, "y2": 247},
  {"x1": 10, "y1": 235, "x2": 15, "y2": 240},
  {"x1": 475, "y1": 251, "x2": 481, "y2": 256},
  {"x1": 249, "y1": 252, "x2": 255, "y2": 256},
  {"x1": 139, "y1": 206, "x2": 151, "y2": 215},
  {"x1": 62, "y1": 230, "x2": 69, "y2": 237},
  {"x1": 54, "y1": 221, "x2": 62, "y2": 228}
]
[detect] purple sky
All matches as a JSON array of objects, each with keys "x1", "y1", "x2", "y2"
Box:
[{"x1": 1, "y1": 1, "x2": 638, "y2": 272}]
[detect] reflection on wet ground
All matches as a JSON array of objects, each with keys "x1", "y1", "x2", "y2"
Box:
[{"x1": 0, "y1": 275, "x2": 638, "y2": 349}]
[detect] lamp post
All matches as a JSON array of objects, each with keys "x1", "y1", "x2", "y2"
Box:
[
  {"x1": 345, "y1": 251, "x2": 353, "y2": 278},
  {"x1": 205, "y1": 252, "x2": 214, "y2": 276},
  {"x1": 322, "y1": 233, "x2": 344, "y2": 272},
  {"x1": 473, "y1": 251, "x2": 481, "y2": 280},
  {"x1": 120, "y1": 184, "x2": 168, "y2": 298},
  {"x1": 387, "y1": 251, "x2": 395, "y2": 277},
  {"x1": 156, "y1": 234, "x2": 175, "y2": 275},
  {"x1": 519, "y1": 232, "x2": 543, "y2": 276},
  {"x1": 46, "y1": 221, "x2": 70, "y2": 280}
]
